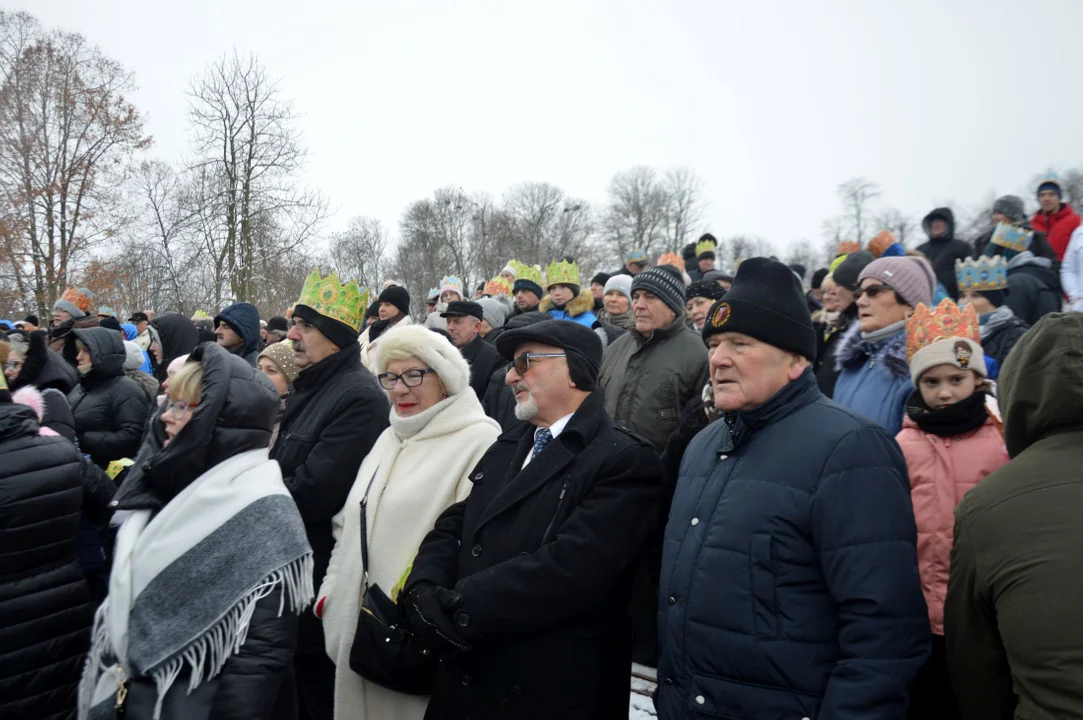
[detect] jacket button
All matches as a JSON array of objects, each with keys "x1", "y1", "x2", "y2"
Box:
[
  {"x1": 109, "y1": 500, "x2": 119, "y2": 508},
  {"x1": 471, "y1": 544, "x2": 482, "y2": 557},
  {"x1": 663, "y1": 677, "x2": 673, "y2": 687},
  {"x1": 667, "y1": 596, "x2": 676, "y2": 606},
  {"x1": 718, "y1": 454, "x2": 728, "y2": 461},
  {"x1": 457, "y1": 612, "x2": 471, "y2": 627},
  {"x1": 510, "y1": 684, "x2": 522, "y2": 695},
  {"x1": 690, "y1": 518, "x2": 699, "y2": 526},
  {"x1": 473, "y1": 472, "x2": 483, "y2": 480},
  {"x1": 695, "y1": 695, "x2": 705, "y2": 705},
  {"x1": 461, "y1": 673, "x2": 472, "y2": 686}
]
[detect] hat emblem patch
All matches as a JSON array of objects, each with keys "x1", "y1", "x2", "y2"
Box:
[
  {"x1": 953, "y1": 340, "x2": 972, "y2": 368},
  {"x1": 709, "y1": 302, "x2": 731, "y2": 328}
]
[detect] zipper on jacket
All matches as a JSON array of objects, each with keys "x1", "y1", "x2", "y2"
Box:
[{"x1": 542, "y1": 481, "x2": 570, "y2": 542}]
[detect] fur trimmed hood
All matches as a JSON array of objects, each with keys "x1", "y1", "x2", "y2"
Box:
[
  {"x1": 834, "y1": 321, "x2": 910, "y2": 380},
  {"x1": 539, "y1": 289, "x2": 595, "y2": 318}
]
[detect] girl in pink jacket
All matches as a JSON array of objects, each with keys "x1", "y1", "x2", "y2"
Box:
[{"x1": 898, "y1": 299, "x2": 1008, "y2": 719}]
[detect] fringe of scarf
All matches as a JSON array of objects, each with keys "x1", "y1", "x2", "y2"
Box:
[{"x1": 79, "y1": 553, "x2": 314, "y2": 720}]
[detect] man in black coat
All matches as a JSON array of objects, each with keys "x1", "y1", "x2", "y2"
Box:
[
  {"x1": 442, "y1": 300, "x2": 504, "y2": 402},
  {"x1": 481, "y1": 311, "x2": 548, "y2": 431},
  {"x1": 917, "y1": 207, "x2": 973, "y2": 300},
  {"x1": 271, "y1": 274, "x2": 389, "y2": 720},
  {"x1": 403, "y1": 320, "x2": 662, "y2": 720}
]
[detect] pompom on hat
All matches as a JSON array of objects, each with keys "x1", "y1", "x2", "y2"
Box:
[
  {"x1": 53, "y1": 287, "x2": 95, "y2": 319},
  {"x1": 906, "y1": 299, "x2": 987, "y2": 384}
]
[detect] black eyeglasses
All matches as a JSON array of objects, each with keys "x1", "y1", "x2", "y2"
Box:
[
  {"x1": 854, "y1": 284, "x2": 894, "y2": 300},
  {"x1": 508, "y1": 352, "x2": 566, "y2": 376},
  {"x1": 377, "y1": 368, "x2": 436, "y2": 390}
]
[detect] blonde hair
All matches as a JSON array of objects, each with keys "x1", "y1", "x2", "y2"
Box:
[{"x1": 169, "y1": 361, "x2": 204, "y2": 404}]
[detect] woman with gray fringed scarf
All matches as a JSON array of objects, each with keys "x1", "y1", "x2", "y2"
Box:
[{"x1": 79, "y1": 342, "x2": 314, "y2": 720}]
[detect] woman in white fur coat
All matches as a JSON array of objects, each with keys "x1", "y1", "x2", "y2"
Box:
[{"x1": 318, "y1": 324, "x2": 500, "y2": 720}]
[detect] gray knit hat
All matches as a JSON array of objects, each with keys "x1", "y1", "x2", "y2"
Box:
[
  {"x1": 602, "y1": 274, "x2": 633, "y2": 305},
  {"x1": 858, "y1": 256, "x2": 936, "y2": 308},
  {"x1": 992, "y1": 195, "x2": 1027, "y2": 224},
  {"x1": 478, "y1": 297, "x2": 509, "y2": 330},
  {"x1": 631, "y1": 264, "x2": 687, "y2": 318}
]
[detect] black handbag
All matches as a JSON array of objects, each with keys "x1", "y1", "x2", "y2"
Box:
[{"x1": 347, "y1": 469, "x2": 438, "y2": 695}]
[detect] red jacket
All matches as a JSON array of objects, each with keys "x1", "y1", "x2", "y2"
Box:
[{"x1": 1031, "y1": 203, "x2": 1081, "y2": 261}]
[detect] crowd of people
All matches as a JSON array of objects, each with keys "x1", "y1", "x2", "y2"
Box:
[{"x1": 1, "y1": 175, "x2": 1082, "y2": 720}]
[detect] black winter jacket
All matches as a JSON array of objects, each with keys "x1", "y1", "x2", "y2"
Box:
[
  {"x1": 461, "y1": 333, "x2": 505, "y2": 402},
  {"x1": 112, "y1": 342, "x2": 297, "y2": 720},
  {"x1": 481, "y1": 364, "x2": 518, "y2": 432},
  {"x1": 918, "y1": 207, "x2": 973, "y2": 300},
  {"x1": 814, "y1": 302, "x2": 859, "y2": 398},
  {"x1": 152, "y1": 313, "x2": 199, "y2": 384},
  {"x1": 0, "y1": 403, "x2": 95, "y2": 720},
  {"x1": 215, "y1": 302, "x2": 262, "y2": 366},
  {"x1": 10, "y1": 330, "x2": 78, "y2": 440},
  {"x1": 406, "y1": 391, "x2": 663, "y2": 720},
  {"x1": 981, "y1": 310, "x2": 1031, "y2": 369},
  {"x1": 67, "y1": 327, "x2": 150, "y2": 467},
  {"x1": 1006, "y1": 253, "x2": 1063, "y2": 326},
  {"x1": 270, "y1": 346, "x2": 388, "y2": 653}
]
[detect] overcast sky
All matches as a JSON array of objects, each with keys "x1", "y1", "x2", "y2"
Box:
[{"x1": 24, "y1": 0, "x2": 1083, "y2": 259}]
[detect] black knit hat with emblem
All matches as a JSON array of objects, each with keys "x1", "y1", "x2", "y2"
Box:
[{"x1": 701, "y1": 256, "x2": 817, "y2": 361}]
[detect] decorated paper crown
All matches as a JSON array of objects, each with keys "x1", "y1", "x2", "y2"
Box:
[
  {"x1": 906, "y1": 298, "x2": 981, "y2": 363},
  {"x1": 426, "y1": 287, "x2": 440, "y2": 301},
  {"x1": 657, "y1": 251, "x2": 684, "y2": 269},
  {"x1": 97, "y1": 306, "x2": 117, "y2": 318},
  {"x1": 956, "y1": 256, "x2": 1008, "y2": 293},
  {"x1": 545, "y1": 259, "x2": 580, "y2": 288},
  {"x1": 483, "y1": 276, "x2": 513, "y2": 296},
  {"x1": 61, "y1": 287, "x2": 94, "y2": 314},
  {"x1": 296, "y1": 269, "x2": 368, "y2": 332},
  {"x1": 517, "y1": 264, "x2": 545, "y2": 287},
  {"x1": 439, "y1": 275, "x2": 464, "y2": 297},
  {"x1": 191, "y1": 310, "x2": 211, "y2": 320},
  {"x1": 868, "y1": 231, "x2": 903, "y2": 258},
  {"x1": 989, "y1": 223, "x2": 1033, "y2": 254},
  {"x1": 625, "y1": 249, "x2": 648, "y2": 264},
  {"x1": 695, "y1": 238, "x2": 717, "y2": 257},
  {"x1": 504, "y1": 259, "x2": 525, "y2": 277},
  {"x1": 836, "y1": 240, "x2": 860, "y2": 256}
]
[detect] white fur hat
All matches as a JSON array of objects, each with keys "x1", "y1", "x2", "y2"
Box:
[{"x1": 371, "y1": 324, "x2": 472, "y2": 397}]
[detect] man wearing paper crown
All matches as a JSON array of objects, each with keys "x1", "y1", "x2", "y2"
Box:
[
  {"x1": 980, "y1": 221, "x2": 1062, "y2": 326},
  {"x1": 511, "y1": 264, "x2": 545, "y2": 315},
  {"x1": 896, "y1": 299, "x2": 1007, "y2": 717},
  {"x1": 688, "y1": 234, "x2": 717, "y2": 281},
  {"x1": 272, "y1": 269, "x2": 390, "y2": 717},
  {"x1": 541, "y1": 259, "x2": 598, "y2": 329},
  {"x1": 956, "y1": 256, "x2": 1031, "y2": 370}
]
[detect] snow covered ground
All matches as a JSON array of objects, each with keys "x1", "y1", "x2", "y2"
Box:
[{"x1": 630, "y1": 663, "x2": 658, "y2": 719}]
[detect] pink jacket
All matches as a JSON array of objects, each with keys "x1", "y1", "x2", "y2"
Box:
[{"x1": 896, "y1": 413, "x2": 1008, "y2": 635}]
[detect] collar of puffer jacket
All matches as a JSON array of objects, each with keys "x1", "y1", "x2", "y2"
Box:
[
  {"x1": 833, "y1": 320, "x2": 909, "y2": 379},
  {"x1": 717, "y1": 368, "x2": 820, "y2": 453}
]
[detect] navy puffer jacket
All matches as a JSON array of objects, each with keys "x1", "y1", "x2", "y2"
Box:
[
  {"x1": 656, "y1": 369, "x2": 929, "y2": 719},
  {"x1": 214, "y1": 302, "x2": 261, "y2": 366}
]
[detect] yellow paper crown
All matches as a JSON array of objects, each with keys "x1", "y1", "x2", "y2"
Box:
[
  {"x1": 657, "y1": 251, "x2": 684, "y2": 269},
  {"x1": 545, "y1": 259, "x2": 580, "y2": 288},
  {"x1": 484, "y1": 276, "x2": 513, "y2": 296},
  {"x1": 192, "y1": 310, "x2": 210, "y2": 320},
  {"x1": 296, "y1": 269, "x2": 368, "y2": 332},
  {"x1": 695, "y1": 238, "x2": 717, "y2": 257},
  {"x1": 906, "y1": 298, "x2": 981, "y2": 363},
  {"x1": 517, "y1": 264, "x2": 544, "y2": 287}
]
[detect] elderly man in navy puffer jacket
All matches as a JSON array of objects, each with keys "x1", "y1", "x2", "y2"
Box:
[{"x1": 656, "y1": 257, "x2": 929, "y2": 720}]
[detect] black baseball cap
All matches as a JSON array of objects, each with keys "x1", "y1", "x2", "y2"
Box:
[{"x1": 128, "y1": 311, "x2": 149, "y2": 323}]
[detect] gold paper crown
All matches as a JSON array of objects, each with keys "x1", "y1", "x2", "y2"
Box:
[
  {"x1": 192, "y1": 310, "x2": 210, "y2": 320},
  {"x1": 545, "y1": 259, "x2": 580, "y2": 288},
  {"x1": 906, "y1": 298, "x2": 981, "y2": 363},
  {"x1": 657, "y1": 252, "x2": 684, "y2": 269},
  {"x1": 483, "y1": 276, "x2": 513, "y2": 296},
  {"x1": 955, "y1": 256, "x2": 1008, "y2": 293},
  {"x1": 439, "y1": 275, "x2": 464, "y2": 296},
  {"x1": 296, "y1": 269, "x2": 368, "y2": 332},
  {"x1": 517, "y1": 264, "x2": 544, "y2": 287},
  {"x1": 868, "y1": 231, "x2": 897, "y2": 258},
  {"x1": 505, "y1": 259, "x2": 525, "y2": 276},
  {"x1": 695, "y1": 238, "x2": 717, "y2": 256},
  {"x1": 989, "y1": 223, "x2": 1033, "y2": 254},
  {"x1": 836, "y1": 240, "x2": 860, "y2": 256}
]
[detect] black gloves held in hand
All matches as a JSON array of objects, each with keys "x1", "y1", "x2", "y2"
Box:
[{"x1": 405, "y1": 584, "x2": 472, "y2": 652}]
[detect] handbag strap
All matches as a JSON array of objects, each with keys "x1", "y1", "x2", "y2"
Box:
[{"x1": 359, "y1": 466, "x2": 380, "y2": 592}]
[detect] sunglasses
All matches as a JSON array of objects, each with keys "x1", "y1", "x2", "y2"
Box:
[
  {"x1": 508, "y1": 352, "x2": 566, "y2": 376},
  {"x1": 854, "y1": 284, "x2": 895, "y2": 300},
  {"x1": 377, "y1": 367, "x2": 436, "y2": 390}
]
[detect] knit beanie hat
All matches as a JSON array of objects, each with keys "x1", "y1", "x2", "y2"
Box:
[
  {"x1": 631, "y1": 264, "x2": 686, "y2": 318},
  {"x1": 1037, "y1": 177, "x2": 1063, "y2": 199},
  {"x1": 686, "y1": 280, "x2": 726, "y2": 303},
  {"x1": 372, "y1": 324, "x2": 471, "y2": 398},
  {"x1": 378, "y1": 285, "x2": 411, "y2": 317},
  {"x1": 810, "y1": 268, "x2": 829, "y2": 290},
  {"x1": 123, "y1": 341, "x2": 146, "y2": 372},
  {"x1": 832, "y1": 251, "x2": 876, "y2": 291},
  {"x1": 602, "y1": 275, "x2": 633, "y2": 305},
  {"x1": 978, "y1": 289, "x2": 1008, "y2": 308},
  {"x1": 259, "y1": 340, "x2": 300, "y2": 386},
  {"x1": 993, "y1": 195, "x2": 1027, "y2": 224},
  {"x1": 53, "y1": 287, "x2": 94, "y2": 319},
  {"x1": 478, "y1": 297, "x2": 509, "y2": 330},
  {"x1": 365, "y1": 301, "x2": 380, "y2": 320},
  {"x1": 590, "y1": 272, "x2": 610, "y2": 287},
  {"x1": 858, "y1": 256, "x2": 936, "y2": 308},
  {"x1": 907, "y1": 299, "x2": 987, "y2": 385},
  {"x1": 266, "y1": 316, "x2": 289, "y2": 334},
  {"x1": 701, "y1": 257, "x2": 817, "y2": 360}
]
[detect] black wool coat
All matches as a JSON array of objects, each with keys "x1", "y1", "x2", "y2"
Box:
[
  {"x1": 405, "y1": 391, "x2": 663, "y2": 720},
  {"x1": 461, "y1": 333, "x2": 505, "y2": 403}
]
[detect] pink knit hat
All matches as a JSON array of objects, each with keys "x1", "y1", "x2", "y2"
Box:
[{"x1": 857, "y1": 256, "x2": 935, "y2": 308}]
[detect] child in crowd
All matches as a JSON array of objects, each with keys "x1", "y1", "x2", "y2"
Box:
[{"x1": 897, "y1": 298, "x2": 1009, "y2": 719}]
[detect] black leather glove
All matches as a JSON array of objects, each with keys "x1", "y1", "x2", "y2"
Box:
[{"x1": 406, "y1": 585, "x2": 472, "y2": 652}]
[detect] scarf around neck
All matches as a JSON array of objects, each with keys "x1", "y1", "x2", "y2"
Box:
[
  {"x1": 79, "y1": 449, "x2": 313, "y2": 720},
  {"x1": 389, "y1": 393, "x2": 457, "y2": 439},
  {"x1": 861, "y1": 319, "x2": 907, "y2": 345},
  {"x1": 906, "y1": 390, "x2": 989, "y2": 437},
  {"x1": 980, "y1": 305, "x2": 1015, "y2": 340}
]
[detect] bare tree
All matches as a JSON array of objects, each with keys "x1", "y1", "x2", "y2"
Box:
[
  {"x1": 0, "y1": 10, "x2": 150, "y2": 316},
  {"x1": 785, "y1": 238, "x2": 821, "y2": 276},
  {"x1": 836, "y1": 177, "x2": 881, "y2": 246},
  {"x1": 875, "y1": 207, "x2": 918, "y2": 248},
  {"x1": 187, "y1": 49, "x2": 328, "y2": 303},
  {"x1": 603, "y1": 166, "x2": 670, "y2": 259},
  {"x1": 661, "y1": 167, "x2": 706, "y2": 250},
  {"x1": 329, "y1": 216, "x2": 391, "y2": 293}
]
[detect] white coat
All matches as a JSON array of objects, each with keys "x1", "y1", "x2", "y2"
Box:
[
  {"x1": 318, "y1": 389, "x2": 500, "y2": 720},
  {"x1": 1062, "y1": 226, "x2": 1083, "y2": 312}
]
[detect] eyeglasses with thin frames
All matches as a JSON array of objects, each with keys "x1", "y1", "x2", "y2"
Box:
[
  {"x1": 164, "y1": 398, "x2": 198, "y2": 420},
  {"x1": 377, "y1": 368, "x2": 436, "y2": 390},
  {"x1": 508, "y1": 352, "x2": 566, "y2": 376}
]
